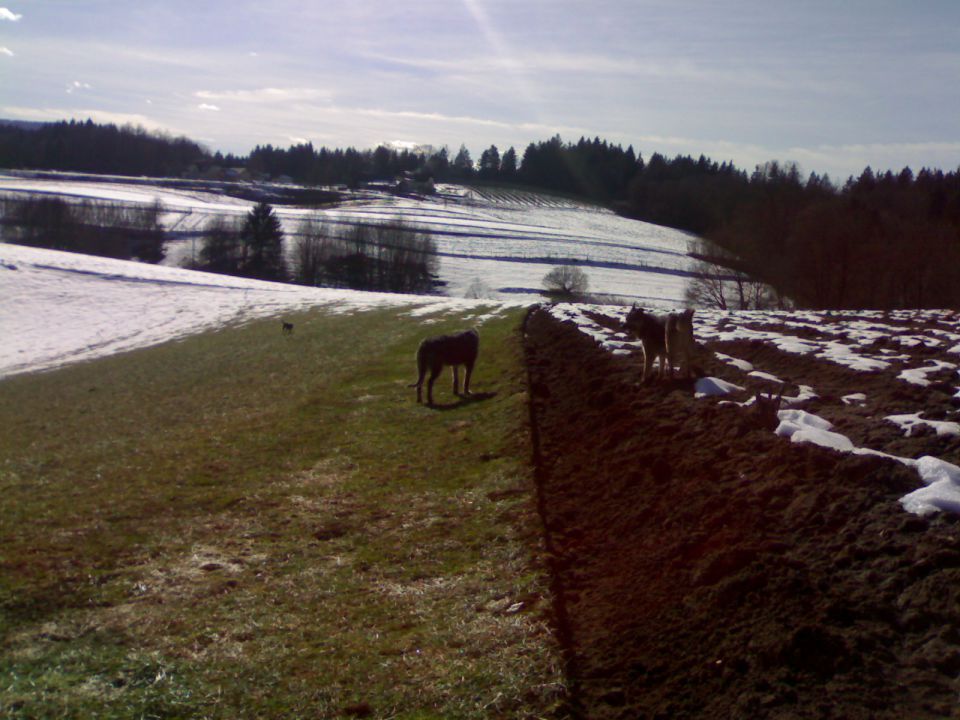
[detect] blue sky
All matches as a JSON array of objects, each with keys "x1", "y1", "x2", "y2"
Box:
[{"x1": 2, "y1": 0, "x2": 959, "y2": 180}]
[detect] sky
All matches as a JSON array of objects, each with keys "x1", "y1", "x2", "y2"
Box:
[{"x1": 2, "y1": 0, "x2": 960, "y2": 181}]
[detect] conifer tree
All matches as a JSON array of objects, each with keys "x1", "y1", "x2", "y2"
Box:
[
  {"x1": 452, "y1": 144, "x2": 475, "y2": 178},
  {"x1": 500, "y1": 147, "x2": 518, "y2": 179},
  {"x1": 240, "y1": 201, "x2": 287, "y2": 281},
  {"x1": 479, "y1": 145, "x2": 501, "y2": 179}
]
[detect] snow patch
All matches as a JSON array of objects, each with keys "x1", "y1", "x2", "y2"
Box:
[
  {"x1": 694, "y1": 377, "x2": 745, "y2": 398},
  {"x1": 775, "y1": 409, "x2": 856, "y2": 452},
  {"x1": 885, "y1": 413, "x2": 960, "y2": 438},
  {"x1": 899, "y1": 457, "x2": 960, "y2": 516},
  {"x1": 897, "y1": 360, "x2": 958, "y2": 387},
  {"x1": 714, "y1": 352, "x2": 754, "y2": 373}
]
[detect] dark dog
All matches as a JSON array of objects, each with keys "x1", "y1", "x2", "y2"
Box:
[
  {"x1": 281, "y1": 321, "x2": 294, "y2": 334},
  {"x1": 409, "y1": 328, "x2": 479, "y2": 405}
]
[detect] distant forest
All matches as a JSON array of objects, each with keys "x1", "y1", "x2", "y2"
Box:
[
  {"x1": 3, "y1": 119, "x2": 960, "y2": 308},
  {"x1": 0, "y1": 120, "x2": 210, "y2": 178}
]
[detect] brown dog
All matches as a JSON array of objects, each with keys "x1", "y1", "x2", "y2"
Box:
[
  {"x1": 624, "y1": 306, "x2": 669, "y2": 382},
  {"x1": 409, "y1": 329, "x2": 479, "y2": 405},
  {"x1": 624, "y1": 306, "x2": 697, "y2": 382}
]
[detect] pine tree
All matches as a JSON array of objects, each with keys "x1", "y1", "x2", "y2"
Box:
[
  {"x1": 500, "y1": 147, "x2": 518, "y2": 179},
  {"x1": 240, "y1": 202, "x2": 287, "y2": 281},
  {"x1": 452, "y1": 144, "x2": 475, "y2": 179},
  {"x1": 479, "y1": 145, "x2": 501, "y2": 179}
]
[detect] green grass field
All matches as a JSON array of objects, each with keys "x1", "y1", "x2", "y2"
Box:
[{"x1": 0, "y1": 305, "x2": 566, "y2": 719}]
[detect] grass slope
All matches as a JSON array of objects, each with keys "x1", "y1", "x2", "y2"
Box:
[{"x1": 0, "y1": 307, "x2": 565, "y2": 718}]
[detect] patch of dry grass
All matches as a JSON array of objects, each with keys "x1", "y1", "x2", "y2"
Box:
[{"x1": 0, "y1": 306, "x2": 567, "y2": 718}]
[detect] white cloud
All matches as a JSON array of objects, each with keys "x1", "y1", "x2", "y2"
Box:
[
  {"x1": 197, "y1": 103, "x2": 220, "y2": 112},
  {"x1": 0, "y1": 8, "x2": 22, "y2": 21},
  {"x1": 0, "y1": 105, "x2": 169, "y2": 132},
  {"x1": 194, "y1": 87, "x2": 330, "y2": 104},
  {"x1": 345, "y1": 105, "x2": 588, "y2": 137},
  {"x1": 66, "y1": 81, "x2": 93, "y2": 95},
  {"x1": 0, "y1": 46, "x2": 13, "y2": 57},
  {"x1": 364, "y1": 49, "x2": 797, "y2": 92}
]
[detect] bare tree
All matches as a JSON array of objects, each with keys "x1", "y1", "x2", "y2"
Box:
[
  {"x1": 196, "y1": 215, "x2": 244, "y2": 274},
  {"x1": 685, "y1": 239, "x2": 777, "y2": 310},
  {"x1": 685, "y1": 258, "x2": 730, "y2": 310},
  {"x1": 293, "y1": 216, "x2": 330, "y2": 286},
  {"x1": 318, "y1": 217, "x2": 438, "y2": 293},
  {"x1": 542, "y1": 264, "x2": 590, "y2": 300},
  {"x1": 464, "y1": 277, "x2": 496, "y2": 299}
]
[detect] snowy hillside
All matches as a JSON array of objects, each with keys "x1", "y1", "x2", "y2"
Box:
[
  {"x1": 0, "y1": 172, "x2": 697, "y2": 304},
  {"x1": 0, "y1": 243, "x2": 517, "y2": 379}
]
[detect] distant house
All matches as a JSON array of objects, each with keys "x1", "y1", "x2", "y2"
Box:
[{"x1": 395, "y1": 171, "x2": 435, "y2": 196}]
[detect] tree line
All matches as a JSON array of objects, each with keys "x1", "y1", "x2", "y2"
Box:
[
  {"x1": 687, "y1": 163, "x2": 960, "y2": 310},
  {"x1": 0, "y1": 194, "x2": 166, "y2": 262},
  {"x1": 0, "y1": 120, "x2": 210, "y2": 178},
  {"x1": 187, "y1": 202, "x2": 438, "y2": 294}
]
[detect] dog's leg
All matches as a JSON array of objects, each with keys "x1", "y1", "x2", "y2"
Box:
[
  {"x1": 427, "y1": 365, "x2": 443, "y2": 406},
  {"x1": 463, "y1": 359, "x2": 474, "y2": 396},
  {"x1": 642, "y1": 345, "x2": 653, "y2": 383},
  {"x1": 414, "y1": 371, "x2": 425, "y2": 403},
  {"x1": 452, "y1": 365, "x2": 460, "y2": 396}
]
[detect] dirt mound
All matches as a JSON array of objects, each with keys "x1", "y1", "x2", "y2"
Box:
[{"x1": 524, "y1": 307, "x2": 960, "y2": 719}]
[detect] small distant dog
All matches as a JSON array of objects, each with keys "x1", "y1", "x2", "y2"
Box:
[
  {"x1": 624, "y1": 306, "x2": 697, "y2": 382},
  {"x1": 281, "y1": 321, "x2": 294, "y2": 334},
  {"x1": 409, "y1": 328, "x2": 479, "y2": 405}
]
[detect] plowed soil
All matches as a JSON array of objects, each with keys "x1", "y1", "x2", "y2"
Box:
[{"x1": 523, "y1": 306, "x2": 960, "y2": 719}]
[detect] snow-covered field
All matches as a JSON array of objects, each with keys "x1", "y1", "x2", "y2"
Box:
[
  {"x1": 0, "y1": 243, "x2": 518, "y2": 379},
  {"x1": 0, "y1": 171, "x2": 699, "y2": 380},
  {"x1": 0, "y1": 172, "x2": 696, "y2": 304}
]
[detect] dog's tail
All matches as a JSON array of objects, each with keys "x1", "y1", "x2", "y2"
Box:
[{"x1": 408, "y1": 345, "x2": 426, "y2": 388}]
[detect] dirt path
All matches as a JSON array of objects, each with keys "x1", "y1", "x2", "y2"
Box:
[{"x1": 523, "y1": 306, "x2": 960, "y2": 719}]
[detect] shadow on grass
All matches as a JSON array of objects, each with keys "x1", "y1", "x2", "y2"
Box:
[{"x1": 429, "y1": 391, "x2": 498, "y2": 411}]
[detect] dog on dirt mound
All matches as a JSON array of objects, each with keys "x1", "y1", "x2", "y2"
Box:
[
  {"x1": 624, "y1": 306, "x2": 698, "y2": 382},
  {"x1": 666, "y1": 308, "x2": 697, "y2": 380},
  {"x1": 408, "y1": 328, "x2": 479, "y2": 406}
]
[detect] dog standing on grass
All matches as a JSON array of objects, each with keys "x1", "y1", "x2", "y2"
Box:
[
  {"x1": 409, "y1": 328, "x2": 479, "y2": 406},
  {"x1": 624, "y1": 306, "x2": 697, "y2": 382},
  {"x1": 281, "y1": 321, "x2": 294, "y2": 334}
]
